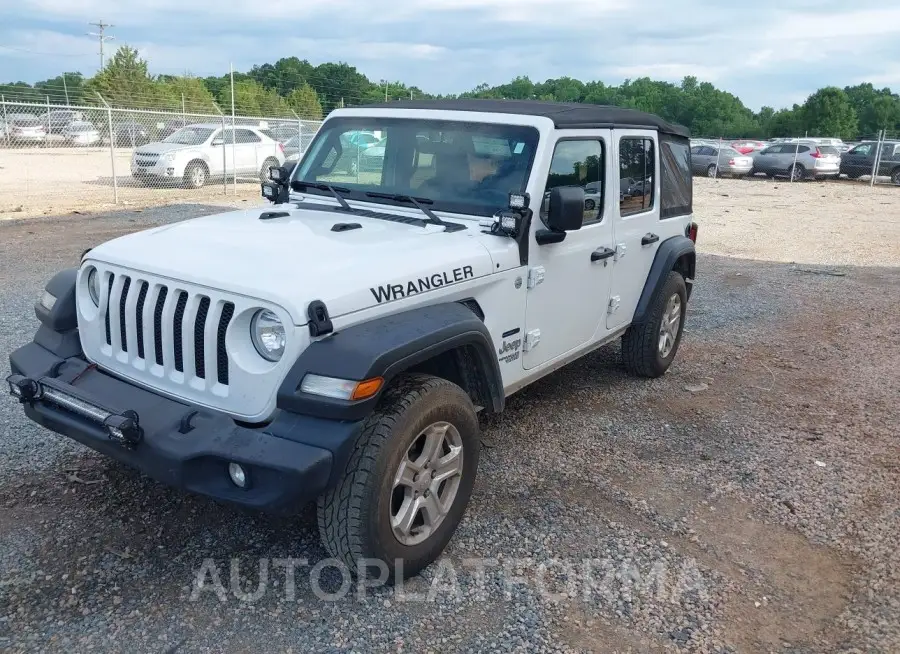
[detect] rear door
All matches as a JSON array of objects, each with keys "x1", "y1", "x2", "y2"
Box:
[
  {"x1": 607, "y1": 131, "x2": 660, "y2": 331},
  {"x1": 233, "y1": 129, "x2": 263, "y2": 173}
]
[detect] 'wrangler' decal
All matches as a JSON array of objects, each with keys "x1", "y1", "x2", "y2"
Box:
[{"x1": 371, "y1": 266, "x2": 475, "y2": 303}]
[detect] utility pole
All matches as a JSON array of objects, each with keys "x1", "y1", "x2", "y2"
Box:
[{"x1": 88, "y1": 20, "x2": 115, "y2": 70}]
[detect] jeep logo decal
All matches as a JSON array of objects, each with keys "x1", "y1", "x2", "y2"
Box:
[{"x1": 370, "y1": 266, "x2": 475, "y2": 303}]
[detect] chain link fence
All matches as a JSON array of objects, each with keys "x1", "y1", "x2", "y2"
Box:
[{"x1": 0, "y1": 98, "x2": 322, "y2": 216}]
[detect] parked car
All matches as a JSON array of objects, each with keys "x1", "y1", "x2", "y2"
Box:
[
  {"x1": 750, "y1": 141, "x2": 841, "y2": 180},
  {"x1": 39, "y1": 109, "x2": 85, "y2": 134},
  {"x1": 731, "y1": 140, "x2": 767, "y2": 154},
  {"x1": 131, "y1": 123, "x2": 286, "y2": 188},
  {"x1": 839, "y1": 140, "x2": 900, "y2": 184},
  {"x1": 1, "y1": 114, "x2": 46, "y2": 143},
  {"x1": 691, "y1": 145, "x2": 753, "y2": 177},
  {"x1": 347, "y1": 137, "x2": 386, "y2": 174},
  {"x1": 63, "y1": 121, "x2": 101, "y2": 146},
  {"x1": 280, "y1": 135, "x2": 303, "y2": 162},
  {"x1": 115, "y1": 121, "x2": 152, "y2": 147}
]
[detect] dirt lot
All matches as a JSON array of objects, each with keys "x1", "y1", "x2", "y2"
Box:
[
  {"x1": 0, "y1": 147, "x2": 262, "y2": 218},
  {"x1": 0, "y1": 178, "x2": 898, "y2": 653}
]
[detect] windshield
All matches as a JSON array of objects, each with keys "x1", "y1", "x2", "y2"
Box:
[
  {"x1": 294, "y1": 118, "x2": 540, "y2": 217},
  {"x1": 163, "y1": 127, "x2": 214, "y2": 145}
]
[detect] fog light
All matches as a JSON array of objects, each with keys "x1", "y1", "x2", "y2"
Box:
[
  {"x1": 228, "y1": 462, "x2": 247, "y2": 488},
  {"x1": 6, "y1": 375, "x2": 39, "y2": 402},
  {"x1": 103, "y1": 413, "x2": 142, "y2": 449}
]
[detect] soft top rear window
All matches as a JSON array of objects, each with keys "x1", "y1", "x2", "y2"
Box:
[{"x1": 659, "y1": 134, "x2": 692, "y2": 220}]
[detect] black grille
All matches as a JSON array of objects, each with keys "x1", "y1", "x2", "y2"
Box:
[
  {"x1": 135, "y1": 282, "x2": 148, "y2": 360},
  {"x1": 153, "y1": 287, "x2": 168, "y2": 366},
  {"x1": 217, "y1": 303, "x2": 235, "y2": 385},
  {"x1": 118, "y1": 277, "x2": 131, "y2": 352},
  {"x1": 194, "y1": 297, "x2": 211, "y2": 379},
  {"x1": 104, "y1": 275, "x2": 114, "y2": 345},
  {"x1": 173, "y1": 291, "x2": 188, "y2": 373}
]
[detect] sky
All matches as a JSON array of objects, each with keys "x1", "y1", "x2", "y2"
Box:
[{"x1": 1, "y1": 0, "x2": 899, "y2": 111}]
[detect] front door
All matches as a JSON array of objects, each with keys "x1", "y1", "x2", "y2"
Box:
[{"x1": 523, "y1": 132, "x2": 615, "y2": 369}]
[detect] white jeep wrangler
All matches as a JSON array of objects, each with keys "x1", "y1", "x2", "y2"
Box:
[{"x1": 8, "y1": 100, "x2": 697, "y2": 579}]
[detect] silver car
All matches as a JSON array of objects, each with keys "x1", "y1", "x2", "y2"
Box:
[
  {"x1": 690, "y1": 144, "x2": 754, "y2": 177},
  {"x1": 750, "y1": 141, "x2": 841, "y2": 181}
]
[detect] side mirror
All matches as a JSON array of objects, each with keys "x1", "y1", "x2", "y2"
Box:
[
  {"x1": 211, "y1": 138, "x2": 224, "y2": 147},
  {"x1": 546, "y1": 186, "x2": 585, "y2": 232}
]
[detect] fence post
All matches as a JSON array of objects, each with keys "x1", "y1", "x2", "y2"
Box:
[
  {"x1": 213, "y1": 102, "x2": 227, "y2": 196},
  {"x1": 1, "y1": 95, "x2": 8, "y2": 146},
  {"x1": 291, "y1": 109, "x2": 302, "y2": 160},
  {"x1": 715, "y1": 137, "x2": 721, "y2": 179},
  {"x1": 870, "y1": 130, "x2": 884, "y2": 187},
  {"x1": 790, "y1": 134, "x2": 804, "y2": 183},
  {"x1": 230, "y1": 63, "x2": 237, "y2": 196},
  {"x1": 45, "y1": 95, "x2": 51, "y2": 148},
  {"x1": 97, "y1": 93, "x2": 118, "y2": 203}
]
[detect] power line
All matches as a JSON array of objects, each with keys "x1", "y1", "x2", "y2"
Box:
[{"x1": 87, "y1": 20, "x2": 115, "y2": 70}]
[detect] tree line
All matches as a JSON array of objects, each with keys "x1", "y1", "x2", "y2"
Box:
[{"x1": 2, "y1": 45, "x2": 899, "y2": 139}]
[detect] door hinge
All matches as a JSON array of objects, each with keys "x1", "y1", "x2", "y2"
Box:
[
  {"x1": 615, "y1": 243, "x2": 627, "y2": 260},
  {"x1": 607, "y1": 296, "x2": 621, "y2": 314},
  {"x1": 527, "y1": 266, "x2": 545, "y2": 289},
  {"x1": 523, "y1": 329, "x2": 541, "y2": 352}
]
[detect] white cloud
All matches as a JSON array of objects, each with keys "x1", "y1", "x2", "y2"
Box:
[{"x1": 1, "y1": 0, "x2": 899, "y2": 110}]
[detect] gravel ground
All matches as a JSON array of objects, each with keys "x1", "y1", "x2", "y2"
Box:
[{"x1": 0, "y1": 178, "x2": 898, "y2": 653}]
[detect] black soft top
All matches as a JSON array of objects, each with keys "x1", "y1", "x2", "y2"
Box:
[{"x1": 356, "y1": 99, "x2": 690, "y2": 138}]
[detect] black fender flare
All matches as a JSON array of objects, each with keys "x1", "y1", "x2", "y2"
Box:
[
  {"x1": 632, "y1": 235, "x2": 696, "y2": 325},
  {"x1": 276, "y1": 302, "x2": 504, "y2": 421}
]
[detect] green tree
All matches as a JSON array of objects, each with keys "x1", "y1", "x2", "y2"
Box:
[
  {"x1": 33, "y1": 72, "x2": 85, "y2": 104},
  {"x1": 286, "y1": 83, "x2": 323, "y2": 119},
  {"x1": 217, "y1": 78, "x2": 290, "y2": 116},
  {"x1": 800, "y1": 87, "x2": 858, "y2": 139},
  {"x1": 158, "y1": 75, "x2": 217, "y2": 113},
  {"x1": 84, "y1": 46, "x2": 162, "y2": 108}
]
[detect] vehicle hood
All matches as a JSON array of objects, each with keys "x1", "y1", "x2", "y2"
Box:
[
  {"x1": 84, "y1": 203, "x2": 496, "y2": 324},
  {"x1": 134, "y1": 142, "x2": 201, "y2": 156}
]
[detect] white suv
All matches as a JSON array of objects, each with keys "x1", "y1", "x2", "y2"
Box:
[
  {"x1": 9, "y1": 100, "x2": 697, "y2": 581},
  {"x1": 131, "y1": 123, "x2": 285, "y2": 188}
]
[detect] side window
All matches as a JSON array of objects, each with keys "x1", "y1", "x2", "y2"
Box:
[
  {"x1": 540, "y1": 139, "x2": 605, "y2": 225},
  {"x1": 235, "y1": 129, "x2": 261, "y2": 144},
  {"x1": 217, "y1": 129, "x2": 235, "y2": 145},
  {"x1": 619, "y1": 137, "x2": 655, "y2": 216},
  {"x1": 690, "y1": 146, "x2": 701, "y2": 155},
  {"x1": 659, "y1": 135, "x2": 692, "y2": 219},
  {"x1": 849, "y1": 144, "x2": 871, "y2": 156},
  {"x1": 796, "y1": 145, "x2": 809, "y2": 154},
  {"x1": 893, "y1": 144, "x2": 900, "y2": 158}
]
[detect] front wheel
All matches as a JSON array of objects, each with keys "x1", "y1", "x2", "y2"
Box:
[
  {"x1": 183, "y1": 161, "x2": 208, "y2": 189},
  {"x1": 317, "y1": 374, "x2": 480, "y2": 581},
  {"x1": 788, "y1": 163, "x2": 805, "y2": 182},
  {"x1": 891, "y1": 168, "x2": 900, "y2": 186},
  {"x1": 621, "y1": 271, "x2": 688, "y2": 378}
]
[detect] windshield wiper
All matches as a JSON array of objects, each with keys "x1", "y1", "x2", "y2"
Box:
[
  {"x1": 292, "y1": 181, "x2": 353, "y2": 211},
  {"x1": 365, "y1": 192, "x2": 449, "y2": 229}
]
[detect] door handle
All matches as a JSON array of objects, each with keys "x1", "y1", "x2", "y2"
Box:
[
  {"x1": 641, "y1": 233, "x2": 660, "y2": 246},
  {"x1": 591, "y1": 247, "x2": 616, "y2": 262}
]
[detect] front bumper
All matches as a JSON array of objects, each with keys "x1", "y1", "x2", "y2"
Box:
[
  {"x1": 131, "y1": 160, "x2": 177, "y2": 179},
  {"x1": 8, "y1": 342, "x2": 362, "y2": 513}
]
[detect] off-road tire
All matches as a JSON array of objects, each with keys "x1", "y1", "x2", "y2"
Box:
[
  {"x1": 317, "y1": 374, "x2": 480, "y2": 582},
  {"x1": 621, "y1": 271, "x2": 688, "y2": 378},
  {"x1": 183, "y1": 161, "x2": 208, "y2": 189}
]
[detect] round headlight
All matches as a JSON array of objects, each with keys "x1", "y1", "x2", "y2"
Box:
[
  {"x1": 250, "y1": 309, "x2": 286, "y2": 361},
  {"x1": 87, "y1": 268, "x2": 101, "y2": 306}
]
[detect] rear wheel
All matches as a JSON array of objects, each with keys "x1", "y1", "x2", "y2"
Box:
[
  {"x1": 706, "y1": 164, "x2": 718, "y2": 178},
  {"x1": 317, "y1": 374, "x2": 480, "y2": 581},
  {"x1": 621, "y1": 271, "x2": 688, "y2": 378},
  {"x1": 891, "y1": 168, "x2": 900, "y2": 186}
]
